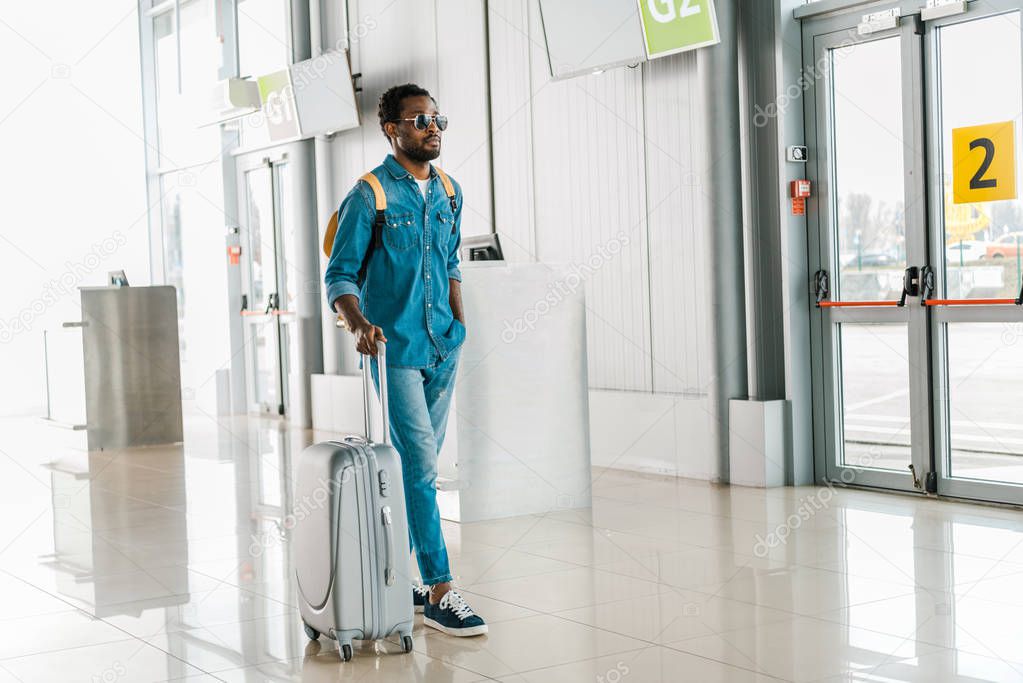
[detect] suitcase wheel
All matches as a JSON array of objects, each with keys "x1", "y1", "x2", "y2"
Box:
[
  {"x1": 340, "y1": 643, "x2": 353, "y2": 662},
  {"x1": 402, "y1": 635, "x2": 413, "y2": 653},
  {"x1": 303, "y1": 622, "x2": 320, "y2": 641}
]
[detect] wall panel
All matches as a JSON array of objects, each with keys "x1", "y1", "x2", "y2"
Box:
[
  {"x1": 436, "y1": 0, "x2": 493, "y2": 236},
  {"x1": 643, "y1": 51, "x2": 711, "y2": 396},
  {"x1": 324, "y1": 0, "x2": 723, "y2": 458},
  {"x1": 525, "y1": 0, "x2": 651, "y2": 391},
  {"x1": 486, "y1": 0, "x2": 536, "y2": 262}
]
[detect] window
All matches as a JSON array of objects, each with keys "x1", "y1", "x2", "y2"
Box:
[
  {"x1": 153, "y1": 0, "x2": 222, "y2": 168},
  {"x1": 236, "y1": 0, "x2": 293, "y2": 149},
  {"x1": 238, "y1": 0, "x2": 291, "y2": 79},
  {"x1": 144, "y1": 0, "x2": 231, "y2": 414}
]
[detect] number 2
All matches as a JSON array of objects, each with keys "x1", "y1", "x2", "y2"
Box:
[
  {"x1": 969, "y1": 137, "x2": 997, "y2": 190},
  {"x1": 679, "y1": 0, "x2": 700, "y2": 18},
  {"x1": 648, "y1": 0, "x2": 701, "y2": 23}
]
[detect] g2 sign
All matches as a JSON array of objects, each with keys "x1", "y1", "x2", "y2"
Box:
[{"x1": 638, "y1": 0, "x2": 720, "y2": 59}]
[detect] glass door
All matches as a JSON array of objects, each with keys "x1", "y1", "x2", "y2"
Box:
[
  {"x1": 808, "y1": 18, "x2": 932, "y2": 492},
  {"x1": 926, "y1": 1, "x2": 1023, "y2": 505},
  {"x1": 237, "y1": 152, "x2": 294, "y2": 416},
  {"x1": 807, "y1": 0, "x2": 1023, "y2": 506}
]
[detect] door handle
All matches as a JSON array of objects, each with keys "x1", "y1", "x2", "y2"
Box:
[
  {"x1": 898, "y1": 266, "x2": 921, "y2": 307},
  {"x1": 813, "y1": 269, "x2": 830, "y2": 307},
  {"x1": 919, "y1": 265, "x2": 934, "y2": 306}
]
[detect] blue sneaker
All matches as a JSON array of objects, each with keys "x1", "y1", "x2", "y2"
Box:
[
  {"x1": 423, "y1": 590, "x2": 488, "y2": 637},
  {"x1": 412, "y1": 584, "x2": 429, "y2": 613}
]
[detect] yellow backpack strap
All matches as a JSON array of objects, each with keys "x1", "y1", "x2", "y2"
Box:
[
  {"x1": 360, "y1": 172, "x2": 387, "y2": 213},
  {"x1": 434, "y1": 166, "x2": 458, "y2": 234},
  {"x1": 322, "y1": 211, "x2": 339, "y2": 257},
  {"x1": 358, "y1": 172, "x2": 387, "y2": 283},
  {"x1": 322, "y1": 172, "x2": 387, "y2": 258},
  {"x1": 435, "y1": 165, "x2": 455, "y2": 198},
  {"x1": 360, "y1": 172, "x2": 387, "y2": 257}
]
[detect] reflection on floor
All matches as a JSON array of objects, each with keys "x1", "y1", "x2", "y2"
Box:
[{"x1": 2, "y1": 414, "x2": 1023, "y2": 682}]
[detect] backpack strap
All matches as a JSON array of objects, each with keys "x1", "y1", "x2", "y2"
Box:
[
  {"x1": 434, "y1": 166, "x2": 458, "y2": 234},
  {"x1": 356, "y1": 172, "x2": 386, "y2": 284},
  {"x1": 323, "y1": 172, "x2": 388, "y2": 291},
  {"x1": 322, "y1": 211, "x2": 339, "y2": 258},
  {"x1": 322, "y1": 172, "x2": 387, "y2": 258},
  {"x1": 360, "y1": 171, "x2": 388, "y2": 245}
]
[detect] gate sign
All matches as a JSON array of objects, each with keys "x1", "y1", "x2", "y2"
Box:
[
  {"x1": 637, "y1": 0, "x2": 720, "y2": 59},
  {"x1": 952, "y1": 121, "x2": 1016, "y2": 204},
  {"x1": 257, "y1": 70, "x2": 301, "y2": 142}
]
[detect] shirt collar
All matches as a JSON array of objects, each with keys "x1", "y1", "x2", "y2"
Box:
[{"x1": 383, "y1": 153, "x2": 436, "y2": 181}]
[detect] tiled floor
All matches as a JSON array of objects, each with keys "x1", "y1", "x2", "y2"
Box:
[{"x1": 3, "y1": 415, "x2": 1023, "y2": 682}]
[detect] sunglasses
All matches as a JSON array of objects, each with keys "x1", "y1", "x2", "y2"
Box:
[{"x1": 394, "y1": 114, "x2": 449, "y2": 131}]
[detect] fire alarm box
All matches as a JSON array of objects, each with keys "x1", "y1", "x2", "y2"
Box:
[
  {"x1": 790, "y1": 179, "x2": 811, "y2": 215},
  {"x1": 228, "y1": 245, "x2": 242, "y2": 265}
]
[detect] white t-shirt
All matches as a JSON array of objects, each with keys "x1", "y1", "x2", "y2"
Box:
[{"x1": 415, "y1": 176, "x2": 430, "y2": 199}]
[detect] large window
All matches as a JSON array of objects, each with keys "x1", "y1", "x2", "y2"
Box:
[
  {"x1": 238, "y1": 0, "x2": 292, "y2": 79},
  {"x1": 236, "y1": 0, "x2": 293, "y2": 150},
  {"x1": 147, "y1": 0, "x2": 230, "y2": 416},
  {"x1": 153, "y1": 0, "x2": 222, "y2": 168}
]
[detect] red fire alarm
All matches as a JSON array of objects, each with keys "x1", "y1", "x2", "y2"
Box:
[
  {"x1": 790, "y1": 179, "x2": 811, "y2": 216},
  {"x1": 228, "y1": 245, "x2": 242, "y2": 265}
]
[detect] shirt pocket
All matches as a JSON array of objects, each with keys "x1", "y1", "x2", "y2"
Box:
[
  {"x1": 383, "y1": 211, "x2": 418, "y2": 251},
  {"x1": 436, "y1": 208, "x2": 456, "y2": 237}
]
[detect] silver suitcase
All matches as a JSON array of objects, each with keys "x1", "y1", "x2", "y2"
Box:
[{"x1": 295, "y1": 341, "x2": 414, "y2": 661}]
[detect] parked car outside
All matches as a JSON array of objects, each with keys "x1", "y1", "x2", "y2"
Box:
[{"x1": 985, "y1": 232, "x2": 1023, "y2": 259}]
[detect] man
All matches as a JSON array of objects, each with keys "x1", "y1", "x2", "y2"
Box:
[{"x1": 324, "y1": 83, "x2": 487, "y2": 637}]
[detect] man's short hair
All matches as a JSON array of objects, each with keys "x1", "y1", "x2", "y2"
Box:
[{"x1": 378, "y1": 83, "x2": 435, "y2": 141}]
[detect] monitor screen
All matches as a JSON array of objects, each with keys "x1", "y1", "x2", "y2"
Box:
[
  {"x1": 538, "y1": 0, "x2": 646, "y2": 81},
  {"x1": 461, "y1": 234, "x2": 504, "y2": 262}
]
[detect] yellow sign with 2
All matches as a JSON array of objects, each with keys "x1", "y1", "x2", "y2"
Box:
[{"x1": 952, "y1": 121, "x2": 1016, "y2": 204}]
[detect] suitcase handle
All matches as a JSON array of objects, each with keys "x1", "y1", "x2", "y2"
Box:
[
  {"x1": 381, "y1": 505, "x2": 396, "y2": 586},
  {"x1": 362, "y1": 339, "x2": 390, "y2": 446}
]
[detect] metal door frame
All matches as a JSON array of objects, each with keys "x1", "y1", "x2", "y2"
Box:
[
  {"x1": 236, "y1": 148, "x2": 292, "y2": 416},
  {"x1": 805, "y1": 11, "x2": 931, "y2": 493},
  {"x1": 924, "y1": 0, "x2": 1023, "y2": 505},
  {"x1": 805, "y1": 0, "x2": 1023, "y2": 505}
]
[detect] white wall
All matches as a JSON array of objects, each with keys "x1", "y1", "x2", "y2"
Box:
[
  {"x1": 488, "y1": 0, "x2": 722, "y2": 478},
  {"x1": 326, "y1": 0, "x2": 493, "y2": 234},
  {"x1": 0, "y1": 3, "x2": 150, "y2": 418},
  {"x1": 488, "y1": 1, "x2": 718, "y2": 396},
  {"x1": 322, "y1": 0, "x2": 724, "y2": 479}
]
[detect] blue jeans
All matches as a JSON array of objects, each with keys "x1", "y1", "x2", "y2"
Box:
[{"x1": 369, "y1": 346, "x2": 459, "y2": 585}]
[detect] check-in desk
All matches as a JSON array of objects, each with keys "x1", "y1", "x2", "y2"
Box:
[
  {"x1": 312, "y1": 261, "x2": 592, "y2": 522},
  {"x1": 436, "y1": 261, "x2": 592, "y2": 521},
  {"x1": 74, "y1": 286, "x2": 184, "y2": 450}
]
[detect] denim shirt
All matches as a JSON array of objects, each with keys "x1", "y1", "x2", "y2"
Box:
[{"x1": 324, "y1": 154, "x2": 465, "y2": 368}]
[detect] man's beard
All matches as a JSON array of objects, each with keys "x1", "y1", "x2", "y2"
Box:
[{"x1": 402, "y1": 138, "x2": 441, "y2": 163}]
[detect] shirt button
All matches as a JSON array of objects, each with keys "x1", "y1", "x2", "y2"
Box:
[{"x1": 428, "y1": 302, "x2": 432, "y2": 307}]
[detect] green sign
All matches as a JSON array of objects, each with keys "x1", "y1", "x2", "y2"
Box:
[
  {"x1": 257, "y1": 69, "x2": 301, "y2": 141},
  {"x1": 638, "y1": 0, "x2": 720, "y2": 59}
]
